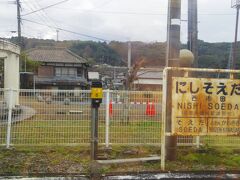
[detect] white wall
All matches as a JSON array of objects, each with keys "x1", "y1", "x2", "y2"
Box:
[
  {"x1": 0, "y1": 40, "x2": 20, "y2": 107},
  {"x1": 4, "y1": 52, "x2": 20, "y2": 106}
]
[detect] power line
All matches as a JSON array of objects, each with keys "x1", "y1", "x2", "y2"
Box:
[
  {"x1": 22, "y1": 0, "x2": 70, "y2": 16},
  {"x1": 22, "y1": 0, "x2": 59, "y2": 40},
  {"x1": 26, "y1": 1, "x2": 59, "y2": 33},
  {"x1": 51, "y1": 7, "x2": 236, "y2": 16},
  {"x1": 23, "y1": 1, "x2": 56, "y2": 28},
  {"x1": 52, "y1": 7, "x2": 169, "y2": 16},
  {"x1": 22, "y1": 0, "x2": 71, "y2": 40},
  {"x1": 32, "y1": 0, "x2": 73, "y2": 40},
  {"x1": 22, "y1": 0, "x2": 107, "y2": 41},
  {"x1": 21, "y1": 18, "x2": 109, "y2": 42}
]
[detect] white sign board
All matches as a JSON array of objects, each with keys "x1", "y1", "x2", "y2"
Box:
[{"x1": 88, "y1": 72, "x2": 100, "y2": 80}]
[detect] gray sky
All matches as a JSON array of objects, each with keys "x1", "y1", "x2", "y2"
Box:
[{"x1": 0, "y1": 0, "x2": 238, "y2": 42}]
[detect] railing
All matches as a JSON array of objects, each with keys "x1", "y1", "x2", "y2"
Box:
[
  {"x1": 0, "y1": 89, "x2": 162, "y2": 147},
  {"x1": 0, "y1": 88, "x2": 240, "y2": 147}
]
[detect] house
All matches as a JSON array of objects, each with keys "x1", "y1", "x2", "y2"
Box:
[
  {"x1": 113, "y1": 72, "x2": 126, "y2": 90},
  {"x1": 27, "y1": 47, "x2": 89, "y2": 90},
  {"x1": 133, "y1": 68, "x2": 163, "y2": 91},
  {"x1": 102, "y1": 75, "x2": 112, "y2": 88}
]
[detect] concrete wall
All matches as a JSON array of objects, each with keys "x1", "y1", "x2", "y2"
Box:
[
  {"x1": 0, "y1": 40, "x2": 20, "y2": 107},
  {"x1": 4, "y1": 52, "x2": 20, "y2": 105}
]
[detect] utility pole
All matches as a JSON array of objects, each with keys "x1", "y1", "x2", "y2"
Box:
[
  {"x1": 114, "y1": 66, "x2": 116, "y2": 81},
  {"x1": 56, "y1": 30, "x2": 59, "y2": 42},
  {"x1": 16, "y1": 0, "x2": 23, "y2": 72},
  {"x1": 128, "y1": 41, "x2": 132, "y2": 71},
  {"x1": 126, "y1": 41, "x2": 132, "y2": 90},
  {"x1": 188, "y1": 0, "x2": 198, "y2": 68},
  {"x1": 232, "y1": 4, "x2": 240, "y2": 70},
  {"x1": 166, "y1": 0, "x2": 181, "y2": 67},
  {"x1": 165, "y1": 0, "x2": 181, "y2": 161},
  {"x1": 16, "y1": 0, "x2": 22, "y2": 48}
]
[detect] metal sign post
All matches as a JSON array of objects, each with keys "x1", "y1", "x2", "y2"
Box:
[{"x1": 90, "y1": 80, "x2": 103, "y2": 160}]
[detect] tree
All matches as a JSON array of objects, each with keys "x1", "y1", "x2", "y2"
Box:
[
  {"x1": 20, "y1": 52, "x2": 41, "y2": 72},
  {"x1": 70, "y1": 41, "x2": 124, "y2": 66},
  {"x1": 127, "y1": 58, "x2": 146, "y2": 90}
]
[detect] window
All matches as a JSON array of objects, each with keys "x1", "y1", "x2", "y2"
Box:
[
  {"x1": 55, "y1": 68, "x2": 61, "y2": 76},
  {"x1": 55, "y1": 67, "x2": 77, "y2": 77},
  {"x1": 77, "y1": 68, "x2": 83, "y2": 77},
  {"x1": 69, "y1": 68, "x2": 75, "y2": 76},
  {"x1": 62, "y1": 68, "x2": 68, "y2": 76}
]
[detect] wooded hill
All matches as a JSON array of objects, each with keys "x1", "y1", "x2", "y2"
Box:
[{"x1": 8, "y1": 37, "x2": 240, "y2": 69}]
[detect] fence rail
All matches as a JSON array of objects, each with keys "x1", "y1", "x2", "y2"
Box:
[
  {"x1": 0, "y1": 89, "x2": 240, "y2": 147},
  {"x1": 0, "y1": 89, "x2": 162, "y2": 147}
]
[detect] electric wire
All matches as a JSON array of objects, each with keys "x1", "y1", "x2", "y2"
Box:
[
  {"x1": 22, "y1": 0, "x2": 74, "y2": 40},
  {"x1": 22, "y1": 1, "x2": 107, "y2": 40},
  {"x1": 22, "y1": 0, "x2": 70, "y2": 16},
  {"x1": 51, "y1": 7, "x2": 236, "y2": 16},
  {"x1": 21, "y1": 18, "x2": 109, "y2": 42}
]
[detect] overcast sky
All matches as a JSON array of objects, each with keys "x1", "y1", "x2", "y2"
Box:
[{"x1": 0, "y1": 0, "x2": 238, "y2": 42}]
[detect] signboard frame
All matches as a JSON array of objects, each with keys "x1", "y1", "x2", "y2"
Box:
[
  {"x1": 162, "y1": 67, "x2": 240, "y2": 136},
  {"x1": 160, "y1": 67, "x2": 240, "y2": 170}
]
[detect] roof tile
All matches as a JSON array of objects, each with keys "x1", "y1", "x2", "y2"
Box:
[{"x1": 27, "y1": 47, "x2": 87, "y2": 64}]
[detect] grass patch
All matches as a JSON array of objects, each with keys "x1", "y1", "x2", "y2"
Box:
[
  {"x1": 0, "y1": 146, "x2": 90, "y2": 176},
  {"x1": 174, "y1": 146, "x2": 240, "y2": 171},
  {"x1": 0, "y1": 145, "x2": 240, "y2": 176},
  {"x1": 1, "y1": 119, "x2": 162, "y2": 145}
]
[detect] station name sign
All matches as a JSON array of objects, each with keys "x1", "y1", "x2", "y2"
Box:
[{"x1": 172, "y1": 77, "x2": 240, "y2": 136}]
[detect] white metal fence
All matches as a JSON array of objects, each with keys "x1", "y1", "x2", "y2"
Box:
[
  {"x1": 0, "y1": 89, "x2": 162, "y2": 147},
  {"x1": 1, "y1": 88, "x2": 240, "y2": 147}
]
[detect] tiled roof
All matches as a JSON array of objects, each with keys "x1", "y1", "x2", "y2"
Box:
[
  {"x1": 26, "y1": 47, "x2": 88, "y2": 64},
  {"x1": 133, "y1": 79, "x2": 163, "y2": 85},
  {"x1": 136, "y1": 68, "x2": 163, "y2": 79}
]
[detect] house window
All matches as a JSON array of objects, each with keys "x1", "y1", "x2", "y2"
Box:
[
  {"x1": 69, "y1": 68, "x2": 76, "y2": 76},
  {"x1": 55, "y1": 68, "x2": 61, "y2": 76},
  {"x1": 55, "y1": 67, "x2": 77, "y2": 77},
  {"x1": 77, "y1": 68, "x2": 83, "y2": 77}
]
